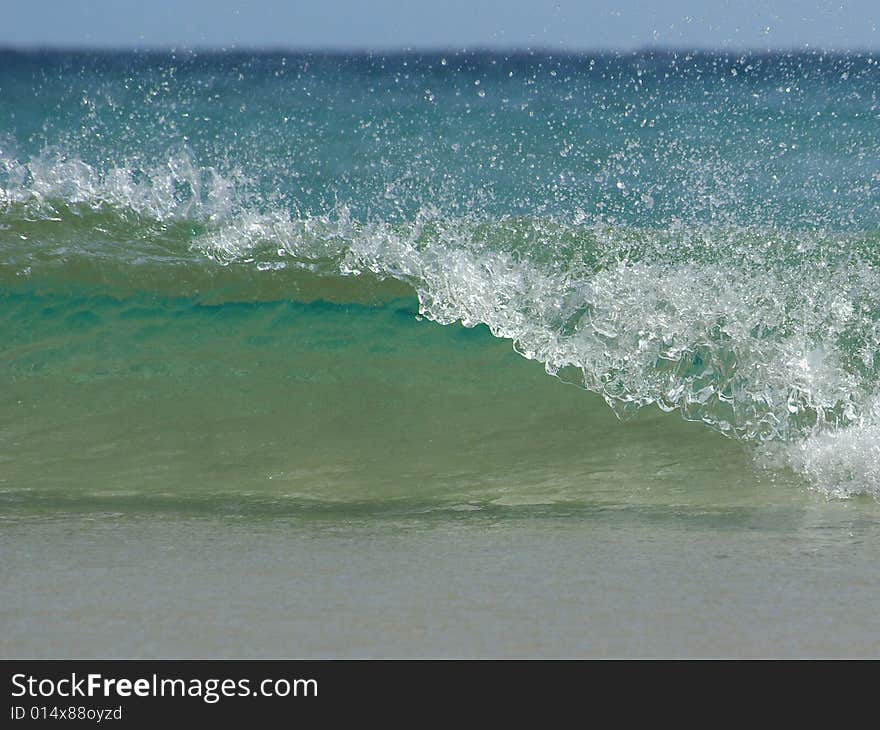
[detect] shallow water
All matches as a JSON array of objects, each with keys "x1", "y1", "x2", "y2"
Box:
[{"x1": 4, "y1": 503, "x2": 880, "y2": 658}]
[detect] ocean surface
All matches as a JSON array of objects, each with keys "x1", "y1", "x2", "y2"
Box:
[{"x1": 2, "y1": 50, "x2": 880, "y2": 657}]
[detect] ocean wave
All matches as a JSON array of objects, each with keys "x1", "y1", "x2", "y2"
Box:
[{"x1": 3, "y1": 150, "x2": 880, "y2": 496}]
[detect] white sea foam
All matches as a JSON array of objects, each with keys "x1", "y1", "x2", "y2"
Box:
[
  {"x1": 759, "y1": 397, "x2": 880, "y2": 498},
  {"x1": 0, "y1": 146, "x2": 246, "y2": 222}
]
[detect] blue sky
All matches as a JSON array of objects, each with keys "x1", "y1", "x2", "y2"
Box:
[{"x1": 2, "y1": 1, "x2": 878, "y2": 50}]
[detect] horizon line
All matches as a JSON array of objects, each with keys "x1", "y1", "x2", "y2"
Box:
[{"x1": 1, "y1": 43, "x2": 878, "y2": 56}]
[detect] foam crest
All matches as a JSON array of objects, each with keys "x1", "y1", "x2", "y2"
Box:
[{"x1": 0, "y1": 146, "x2": 245, "y2": 223}]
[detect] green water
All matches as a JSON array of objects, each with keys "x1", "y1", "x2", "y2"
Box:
[{"x1": 1, "y1": 288, "x2": 758, "y2": 512}]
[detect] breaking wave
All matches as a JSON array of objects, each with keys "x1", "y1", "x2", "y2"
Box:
[{"x1": 3, "y1": 148, "x2": 880, "y2": 497}]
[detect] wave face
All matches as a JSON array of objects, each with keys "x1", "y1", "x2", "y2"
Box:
[{"x1": 2, "y1": 50, "x2": 880, "y2": 498}]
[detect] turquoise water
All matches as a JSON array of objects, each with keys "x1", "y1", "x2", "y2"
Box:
[{"x1": 2, "y1": 50, "x2": 880, "y2": 656}]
